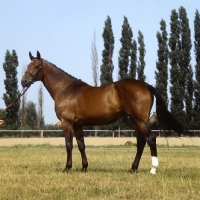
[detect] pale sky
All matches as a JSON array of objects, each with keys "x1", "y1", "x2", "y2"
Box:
[{"x1": 0, "y1": 0, "x2": 199, "y2": 124}]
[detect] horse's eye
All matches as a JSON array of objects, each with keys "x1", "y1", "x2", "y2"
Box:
[{"x1": 35, "y1": 66, "x2": 40, "y2": 69}]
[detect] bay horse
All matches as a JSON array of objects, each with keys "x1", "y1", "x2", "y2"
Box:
[{"x1": 21, "y1": 51, "x2": 186, "y2": 174}]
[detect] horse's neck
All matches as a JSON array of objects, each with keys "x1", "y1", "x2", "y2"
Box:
[{"x1": 41, "y1": 61, "x2": 74, "y2": 100}]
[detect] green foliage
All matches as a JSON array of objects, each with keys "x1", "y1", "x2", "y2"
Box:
[
  {"x1": 118, "y1": 16, "x2": 133, "y2": 80},
  {"x1": 25, "y1": 101, "x2": 37, "y2": 130},
  {"x1": 169, "y1": 7, "x2": 192, "y2": 125},
  {"x1": 155, "y1": 19, "x2": 169, "y2": 107},
  {"x1": 2, "y1": 50, "x2": 20, "y2": 130},
  {"x1": 37, "y1": 84, "x2": 45, "y2": 129},
  {"x1": 100, "y1": 16, "x2": 114, "y2": 86},
  {"x1": 185, "y1": 64, "x2": 194, "y2": 128},
  {"x1": 129, "y1": 40, "x2": 137, "y2": 79},
  {"x1": 43, "y1": 124, "x2": 63, "y2": 137},
  {"x1": 179, "y1": 7, "x2": 193, "y2": 124},
  {"x1": 137, "y1": 30, "x2": 146, "y2": 81},
  {"x1": 193, "y1": 10, "x2": 200, "y2": 129}
]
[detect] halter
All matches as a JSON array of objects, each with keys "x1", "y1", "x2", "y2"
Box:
[{"x1": 25, "y1": 59, "x2": 43, "y2": 84}]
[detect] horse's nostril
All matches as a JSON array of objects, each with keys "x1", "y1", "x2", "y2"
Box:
[{"x1": 21, "y1": 79, "x2": 27, "y2": 87}]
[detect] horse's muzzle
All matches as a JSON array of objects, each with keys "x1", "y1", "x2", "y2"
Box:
[{"x1": 21, "y1": 78, "x2": 32, "y2": 87}]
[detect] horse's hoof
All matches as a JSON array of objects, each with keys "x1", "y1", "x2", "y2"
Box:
[
  {"x1": 62, "y1": 168, "x2": 70, "y2": 173},
  {"x1": 150, "y1": 167, "x2": 157, "y2": 175},
  {"x1": 81, "y1": 167, "x2": 87, "y2": 173},
  {"x1": 129, "y1": 168, "x2": 137, "y2": 173}
]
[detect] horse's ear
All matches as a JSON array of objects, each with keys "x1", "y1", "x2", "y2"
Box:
[
  {"x1": 29, "y1": 52, "x2": 34, "y2": 60},
  {"x1": 37, "y1": 51, "x2": 41, "y2": 60}
]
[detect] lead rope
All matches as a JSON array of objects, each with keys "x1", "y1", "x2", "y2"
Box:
[{"x1": 4, "y1": 85, "x2": 30, "y2": 111}]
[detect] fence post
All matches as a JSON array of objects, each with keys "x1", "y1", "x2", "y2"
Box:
[
  {"x1": 40, "y1": 130, "x2": 43, "y2": 138},
  {"x1": 21, "y1": 130, "x2": 23, "y2": 138}
]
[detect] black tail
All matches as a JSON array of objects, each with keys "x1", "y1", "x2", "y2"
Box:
[{"x1": 147, "y1": 84, "x2": 188, "y2": 135}]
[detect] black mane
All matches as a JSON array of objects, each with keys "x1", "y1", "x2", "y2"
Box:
[{"x1": 45, "y1": 59, "x2": 82, "y2": 82}]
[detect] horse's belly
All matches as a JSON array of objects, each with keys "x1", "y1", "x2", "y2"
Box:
[{"x1": 75, "y1": 109, "x2": 124, "y2": 126}]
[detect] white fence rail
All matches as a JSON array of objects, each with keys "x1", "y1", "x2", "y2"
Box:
[{"x1": 0, "y1": 129, "x2": 199, "y2": 138}]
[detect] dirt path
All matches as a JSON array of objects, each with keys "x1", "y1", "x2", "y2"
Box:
[{"x1": 0, "y1": 137, "x2": 200, "y2": 146}]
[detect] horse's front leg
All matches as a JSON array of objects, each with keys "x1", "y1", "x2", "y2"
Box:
[
  {"x1": 74, "y1": 125, "x2": 88, "y2": 172},
  {"x1": 62, "y1": 122, "x2": 74, "y2": 173}
]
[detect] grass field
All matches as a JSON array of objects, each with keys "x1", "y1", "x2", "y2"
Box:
[{"x1": 0, "y1": 143, "x2": 199, "y2": 200}]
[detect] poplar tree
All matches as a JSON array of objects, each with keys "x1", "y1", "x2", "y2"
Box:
[
  {"x1": 2, "y1": 50, "x2": 20, "y2": 129},
  {"x1": 169, "y1": 9, "x2": 181, "y2": 119},
  {"x1": 38, "y1": 84, "x2": 45, "y2": 130},
  {"x1": 91, "y1": 30, "x2": 99, "y2": 134},
  {"x1": 21, "y1": 66, "x2": 27, "y2": 130},
  {"x1": 129, "y1": 40, "x2": 137, "y2": 79},
  {"x1": 100, "y1": 16, "x2": 114, "y2": 86},
  {"x1": 185, "y1": 64, "x2": 194, "y2": 128},
  {"x1": 169, "y1": 7, "x2": 192, "y2": 124},
  {"x1": 137, "y1": 31, "x2": 146, "y2": 81},
  {"x1": 118, "y1": 16, "x2": 133, "y2": 80},
  {"x1": 193, "y1": 10, "x2": 200, "y2": 128},
  {"x1": 155, "y1": 19, "x2": 169, "y2": 107},
  {"x1": 179, "y1": 6, "x2": 193, "y2": 124},
  {"x1": 25, "y1": 101, "x2": 37, "y2": 130},
  {"x1": 91, "y1": 30, "x2": 99, "y2": 87},
  {"x1": 21, "y1": 87, "x2": 27, "y2": 130}
]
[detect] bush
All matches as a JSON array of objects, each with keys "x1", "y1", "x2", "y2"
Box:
[{"x1": 125, "y1": 141, "x2": 136, "y2": 146}]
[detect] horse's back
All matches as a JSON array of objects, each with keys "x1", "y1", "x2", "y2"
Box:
[
  {"x1": 76, "y1": 79, "x2": 148, "y2": 107},
  {"x1": 74, "y1": 79, "x2": 153, "y2": 114}
]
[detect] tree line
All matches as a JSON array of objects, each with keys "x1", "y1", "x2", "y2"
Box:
[
  {"x1": 93, "y1": 7, "x2": 200, "y2": 131},
  {"x1": 0, "y1": 6, "x2": 200, "y2": 132}
]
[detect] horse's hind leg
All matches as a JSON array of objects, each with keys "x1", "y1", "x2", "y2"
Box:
[
  {"x1": 145, "y1": 124, "x2": 159, "y2": 174},
  {"x1": 147, "y1": 134, "x2": 158, "y2": 174},
  {"x1": 73, "y1": 125, "x2": 88, "y2": 172},
  {"x1": 129, "y1": 133, "x2": 146, "y2": 172},
  {"x1": 130, "y1": 120, "x2": 159, "y2": 174}
]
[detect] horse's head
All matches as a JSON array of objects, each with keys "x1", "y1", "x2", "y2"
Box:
[{"x1": 21, "y1": 51, "x2": 44, "y2": 87}]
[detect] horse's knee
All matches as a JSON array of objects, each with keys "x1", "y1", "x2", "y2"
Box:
[
  {"x1": 78, "y1": 142, "x2": 85, "y2": 150},
  {"x1": 77, "y1": 140, "x2": 85, "y2": 152},
  {"x1": 66, "y1": 142, "x2": 73, "y2": 151}
]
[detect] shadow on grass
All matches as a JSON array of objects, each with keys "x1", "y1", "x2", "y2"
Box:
[{"x1": 59, "y1": 166, "x2": 152, "y2": 175}]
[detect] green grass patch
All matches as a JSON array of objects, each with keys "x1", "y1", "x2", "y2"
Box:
[{"x1": 0, "y1": 146, "x2": 199, "y2": 199}]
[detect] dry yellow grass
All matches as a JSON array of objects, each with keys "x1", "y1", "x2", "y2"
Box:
[
  {"x1": 0, "y1": 137, "x2": 200, "y2": 146},
  {"x1": 0, "y1": 146, "x2": 200, "y2": 200}
]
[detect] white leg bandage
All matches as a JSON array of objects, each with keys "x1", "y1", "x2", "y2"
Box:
[{"x1": 150, "y1": 156, "x2": 159, "y2": 175}]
